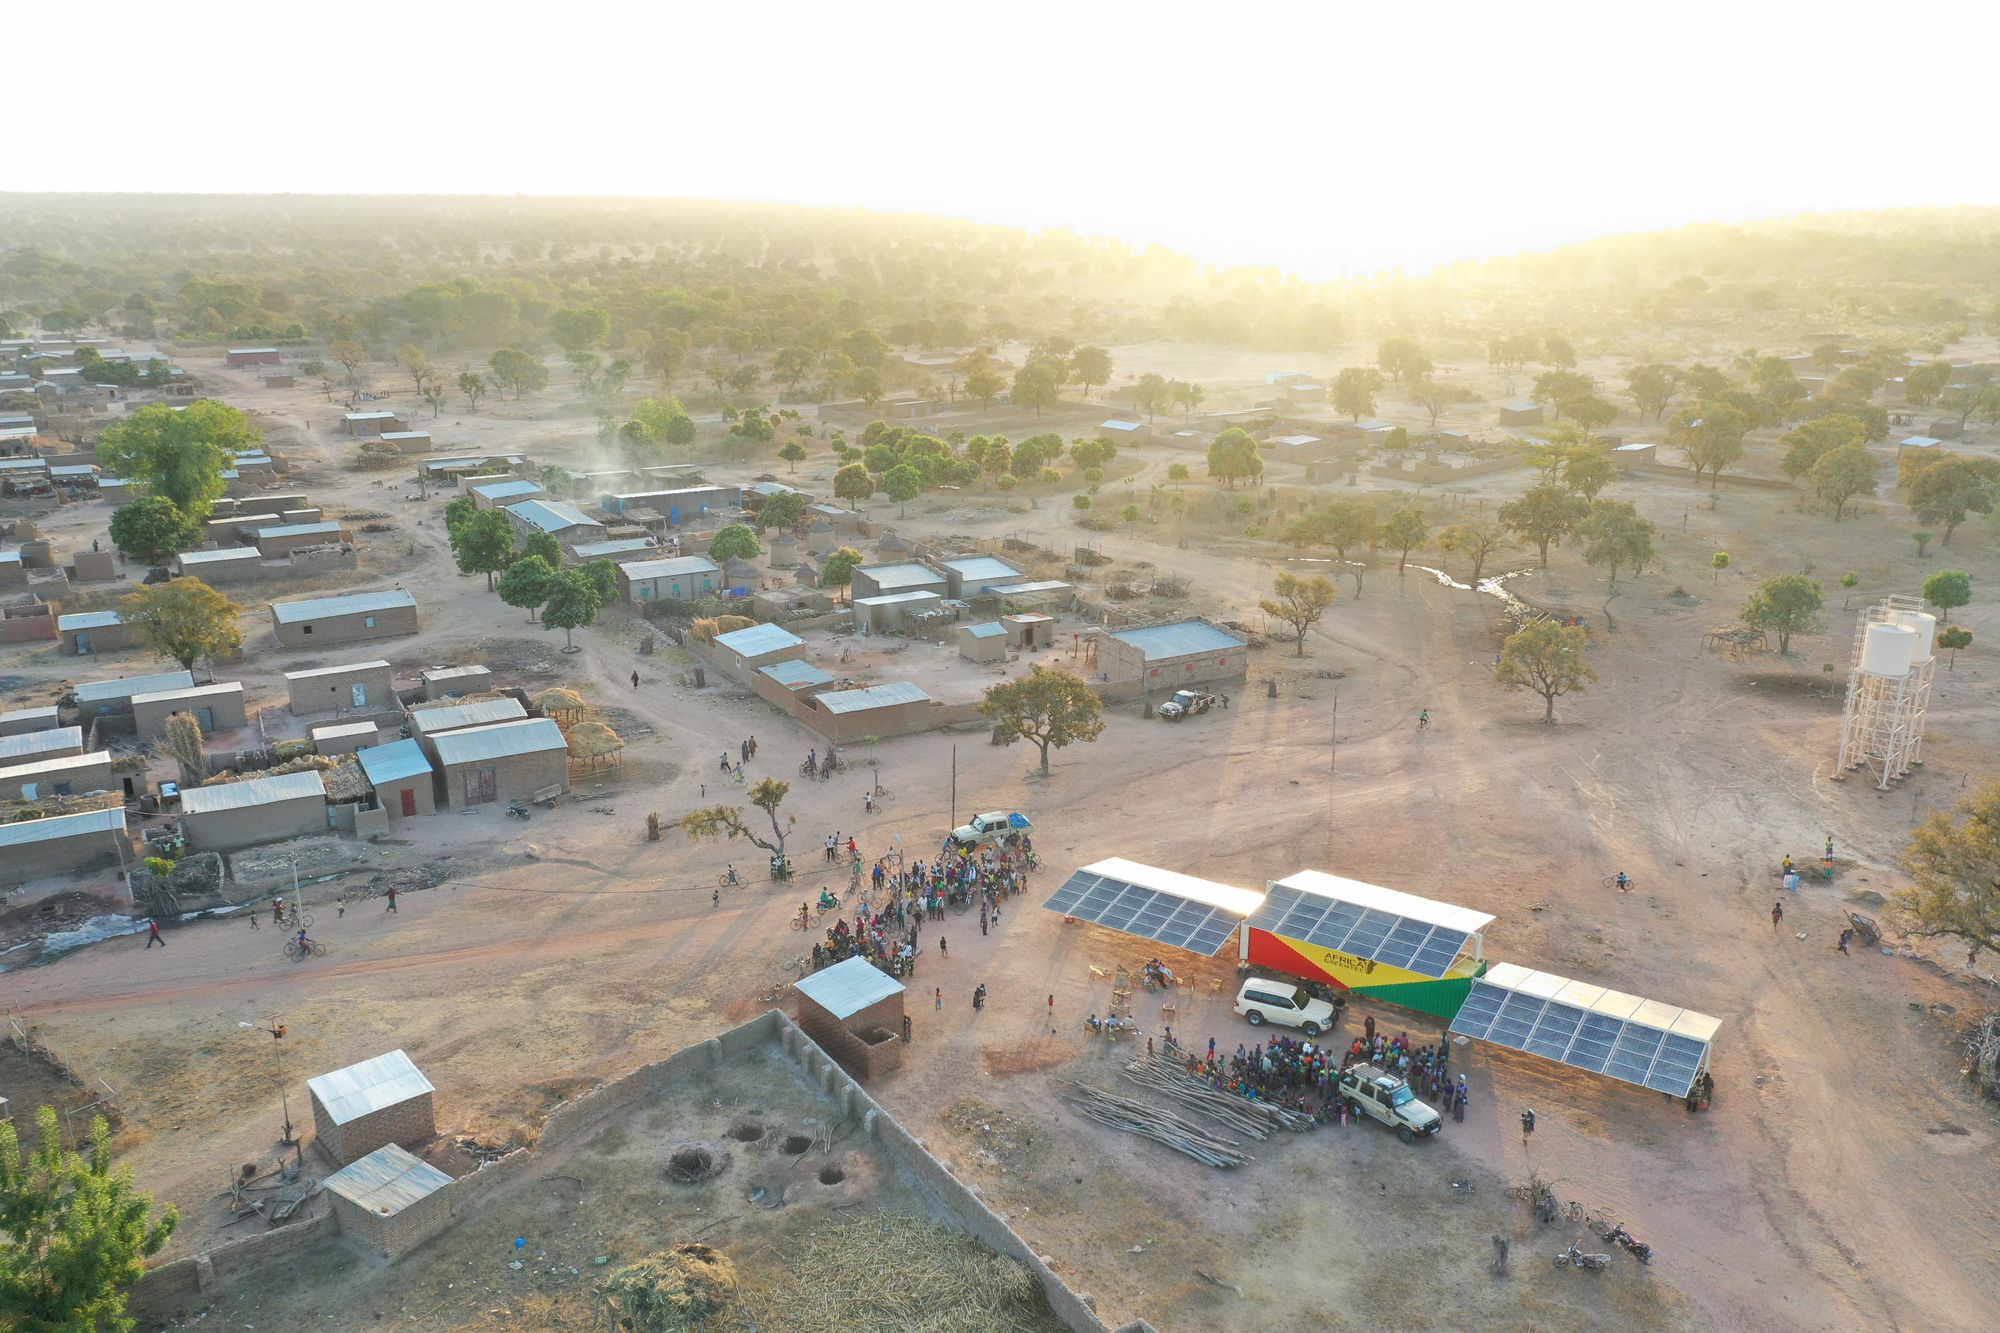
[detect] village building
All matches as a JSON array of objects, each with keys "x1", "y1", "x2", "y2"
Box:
[
  {"x1": 792, "y1": 955, "x2": 907, "y2": 1078},
  {"x1": 409, "y1": 696, "x2": 529, "y2": 762},
  {"x1": 0, "y1": 706, "x2": 61, "y2": 737},
  {"x1": 0, "y1": 726, "x2": 84, "y2": 765},
  {"x1": 850, "y1": 561, "x2": 947, "y2": 602},
  {"x1": 0, "y1": 751, "x2": 116, "y2": 802},
  {"x1": 808, "y1": 681, "x2": 932, "y2": 743},
  {"x1": 270, "y1": 589, "x2": 419, "y2": 649},
  {"x1": 806, "y1": 502, "x2": 867, "y2": 535},
  {"x1": 751, "y1": 659, "x2": 835, "y2": 713},
  {"x1": 56, "y1": 610, "x2": 134, "y2": 656},
  {"x1": 617, "y1": 555, "x2": 720, "y2": 603},
  {"x1": 503, "y1": 498, "x2": 607, "y2": 548},
  {"x1": 430, "y1": 717, "x2": 569, "y2": 809},
  {"x1": 1100, "y1": 619, "x2": 1248, "y2": 688},
  {"x1": 958, "y1": 622, "x2": 1009, "y2": 663},
  {"x1": 418, "y1": 454, "x2": 529, "y2": 483},
  {"x1": 471, "y1": 478, "x2": 544, "y2": 509},
  {"x1": 254, "y1": 520, "x2": 349, "y2": 557},
  {"x1": 569, "y1": 537, "x2": 657, "y2": 564},
  {"x1": 0, "y1": 807, "x2": 129, "y2": 883},
  {"x1": 854, "y1": 590, "x2": 942, "y2": 634},
  {"x1": 1498, "y1": 402, "x2": 1545, "y2": 426},
  {"x1": 377, "y1": 430, "x2": 433, "y2": 455},
  {"x1": 129, "y1": 681, "x2": 248, "y2": 738},
  {"x1": 72, "y1": 670, "x2": 196, "y2": 725},
  {"x1": 225, "y1": 348, "x2": 283, "y2": 367},
  {"x1": 285, "y1": 660, "x2": 393, "y2": 715},
  {"x1": 597, "y1": 484, "x2": 742, "y2": 523},
  {"x1": 1002, "y1": 613, "x2": 1056, "y2": 649},
  {"x1": 324, "y1": 1145, "x2": 453, "y2": 1262},
  {"x1": 1098, "y1": 419, "x2": 1153, "y2": 445},
  {"x1": 931, "y1": 554, "x2": 1025, "y2": 599},
  {"x1": 178, "y1": 770, "x2": 329, "y2": 851},
  {"x1": 172, "y1": 547, "x2": 265, "y2": 584},
  {"x1": 710, "y1": 622, "x2": 807, "y2": 674},
  {"x1": 419, "y1": 665, "x2": 492, "y2": 700},
  {"x1": 357, "y1": 739, "x2": 436, "y2": 821},
  {"x1": 307, "y1": 1049, "x2": 437, "y2": 1166},
  {"x1": 310, "y1": 720, "x2": 380, "y2": 755},
  {"x1": 342, "y1": 410, "x2": 408, "y2": 437}
]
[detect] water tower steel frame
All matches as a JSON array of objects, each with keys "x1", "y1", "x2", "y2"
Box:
[{"x1": 1834, "y1": 595, "x2": 1934, "y2": 790}]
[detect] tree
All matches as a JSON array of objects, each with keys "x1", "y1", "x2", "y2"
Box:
[
  {"x1": 1672, "y1": 401, "x2": 1749, "y2": 488},
  {"x1": 882, "y1": 463, "x2": 923, "y2": 515},
  {"x1": 497, "y1": 553, "x2": 556, "y2": 621},
  {"x1": 120, "y1": 579, "x2": 243, "y2": 670},
  {"x1": 1626, "y1": 364, "x2": 1680, "y2": 420},
  {"x1": 1780, "y1": 415, "x2": 1865, "y2": 479},
  {"x1": 1938, "y1": 626, "x2": 1973, "y2": 668},
  {"x1": 0, "y1": 1106, "x2": 178, "y2": 1333},
  {"x1": 1166, "y1": 462, "x2": 1191, "y2": 483},
  {"x1": 329, "y1": 339, "x2": 366, "y2": 384},
  {"x1": 1259, "y1": 573, "x2": 1337, "y2": 657},
  {"x1": 777, "y1": 441, "x2": 807, "y2": 474},
  {"x1": 521, "y1": 531, "x2": 563, "y2": 567},
  {"x1": 1408, "y1": 379, "x2": 1472, "y2": 428},
  {"x1": 1895, "y1": 783, "x2": 2000, "y2": 965},
  {"x1": 819, "y1": 546, "x2": 864, "y2": 601},
  {"x1": 963, "y1": 363, "x2": 1006, "y2": 410},
  {"x1": 980, "y1": 439, "x2": 1013, "y2": 487},
  {"x1": 1381, "y1": 508, "x2": 1428, "y2": 572},
  {"x1": 577, "y1": 558, "x2": 619, "y2": 606},
  {"x1": 773, "y1": 346, "x2": 816, "y2": 395},
  {"x1": 1320, "y1": 501, "x2": 1377, "y2": 559},
  {"x1": 547, "y1": 306, "x2": 610, "y2": 356},
  {"x1": 979, "y1": 665, "x2": 1105, "y2": 776},
  {"x1": 1906, "y1": 455, "x2": 2000, "y2": 545},
  {"x1": 97, "y1": 400, "x2": 256, "y2": 517},
  {"x1": 1810, "y1": 444, "x2": 1877, "y2": 520},
  {"x1": 1205, "y1": 427, "x2": 1263, "y2": 488},
  {"x1": 420, "y1": 381, "x2": 449, "y2": 418},
  {"x1": 541, "y1": 569, "x2": 601, "y2": 651},
  {"x1": 488, "y1": 347, "x2": 548, "y2": 398},
  {"x1": 1530, "y1": 370, "x2": 1593, "y2": 417},
  {"x1": 707, "y1": 524, "x2": 762, "y2": 562},
  {"x1": 451, "y1": 508, "x2": 514, "y2": 588},
  {"x1": 1541, "y1": 334, "x2": 1577, "y2": 369},
  {"x1": 107, "y1": 497, "x2": 199, "y2": 564},
  {"x1": 1578, "y1": 500, "x2": 1654, "y2": 594},
  {"x1": 396, "y1": 343, "x2": 435, "y2": 396},
  {"x1": 1435, "y1": 522, "x2": 1507, "y2": 584},
  {"x1": 442, "y1": 494, "x2": 476, "y2": 535},
  {"x1": 663, "y1": 413, "x2": 698, "y2": 447},
  {"x1": 1741, "y1": 574, "x2": 1824, "y2": 654},
  {"x1": 1070, "y1": 346, "x2": 1112, "y2": 398},
  {"x1": 1922, "y1": 569, "x2": 1971, "y2": 622},
  {"x1": 1172, "y1": 380, "x2": 1206, "y2": 419},
  {"x1": 681, "y1": 777, "x2": 796, "y2": 859},
  {"x1": 833, "y1": 463, "x2": 874, "y2": 507},
  {"x1": 457, "y1": 371, "x2": 490, "y2": 410},
  {"x1": 1131, "y1": 372, "x2": 1171, "y2": 420},
  {"x1": 758, "y1": 491, "x2": 806, "y2": 532},
  {"x1": 1500, "y1": 484, "x2": 1588, "y2": 568},
  {"x1": 1331, "y1": 367, "x2": 1381, "y2": 422},
  {"x1": 1496, "y1": 621, "x2": 1596, "y2": 723},
  {"x1": 1560, "y1": 451, "x2": 1615, "y2": 500},
  {"x1": 1012, "y1": 362, "x2": 1062, "y2": 416},
  {"x1": 1377, "y1": 336, "x2": 1431, "y2": 384},
  {"x1": 1903, "y1": 359, "x2": 1952, "y2": 407}
]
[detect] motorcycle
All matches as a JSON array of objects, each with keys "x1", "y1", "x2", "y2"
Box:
[
  {"x1": 505, "y1": 803, "x2": 531, "y2": 820},
  {"x1": 1606, "y1": 1224, "x2": 1653, "y2": 1264},
  {"x1": 1554, "y1": 1243, "x2": 1611, "y2": 1271}
]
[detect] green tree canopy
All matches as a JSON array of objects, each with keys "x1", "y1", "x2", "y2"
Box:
[
  {"x1": 1377, "y1": 336, "x2": 1431, "y2": 383},
  {"x1": 778, "y1": 440, "x2": 807, "y2": 473},
  {"x1": 497, "y1": 553, "x2": 557, "y2": 620},
  {"x1": 450, "y1": 508, "x2": 514, "y2": 588},
  {"x1": 682, "y1": 777, "x2": 795, "y2": 857},
  {"x1": 882, "y1": 463, "x2": 923, "y2": 514},
  {"x1": 1810, "y1": 444, "x2": 1877, "y2": 520},
  {"x1": 1011, "y1": 361, "x2": 1063, "y2": 416},
  {"x1": 1070, "y1": 346, "x2": 1112, "y2": 397},
  {"x1": 541, "y1": 569, "x2": 602, "y2": 650},
  {"x1": 107, "y1": 497, "x2": 199, "y2": 564},
  {"x1": 97, "y1": 400, "x2": 257, "y2": 517},
  {"x1": 1332, "y1": 367, "x2": 1381, "y2": 422},
  {"x1": 1922, "y1": 569, "x2": 1971, "y2": 622},
  {"x1": 1496, "y1": 620, "x2": 1597, "y2": 722},
  {"x1": 758, "y1": 490, "x2": 806, "y2": 531},
  {"x1": 1206, "y1": 427, "x2": 1263, "y2": 488},
  {"x1": 1895, "y1": 783, "x2": 2000, "y2": 965},
  {"x1": 1259, "y1": 573, "x2": 1337, "y2": 657},
  {"x1": 488, "y1": 347, "x2": 548, "y2": 398},
  {"x1": 1435, "y1": 522, "x2": 1508, "y2": 584},
  {"x1": 1578, "y1": 500, "x2": 1655, "y2": 593},
  {"x1": 579, "y1": 558, "x2": 620, "y2": 605},
  {"x1": 1779, "y1": 414, "x2": 1866, "y2": 479},
  {"x1": 1904, "y1": 454, "x2": 2000, "y2": 546},
  {"x1": 979, "y1": 665, "x2": 1106, "y2": 776},
  {"x1": 120, "y1": 578, "x2": 244, "y2": 670},
  {"x1": 833, "y1": 463, "x2": 874, "y2": 507},
  {"x1": 1381, "y1": 508, "x2": 1428, "y2": 572},
  {"x1": 707, "y1": 524, "x2": 762, "y2": 562},
  {"x1": 818, "y1": 546, "x2": 864, "y2": 598},
  {"x1": 1741, "y1": 573, "x2": 1824, "y2": 653},
  {"x1": 1500, "y1": 484, "x2": 1589, "y2": 568}
]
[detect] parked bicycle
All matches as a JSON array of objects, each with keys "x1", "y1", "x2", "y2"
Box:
[{"x1": 717, "y1": 866, "x2": 742, "y2": 889}]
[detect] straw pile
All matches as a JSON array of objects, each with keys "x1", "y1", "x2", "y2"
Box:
[
  {"x1": 202, "y1": 754, "x2": 337, "y2": 786},
  {"x1": 534, "y1": 686, "x2": 586, "y2": 718},
  {"x1": 689, "y1": 615, "x2": 756, "y2": 643},
  {"x1": 739, "y1": 1212, "x2": 1061, "y2": 1333},
  {"x1": 598, "y1": 1243, "x2": 738, "y2": 1332},
  {"x1": 566, "y1": 719, "x2": 623, "y2": 759}
]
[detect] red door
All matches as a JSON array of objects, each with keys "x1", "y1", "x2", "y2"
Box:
[{"x1": 399, "y1": 787, "x2": 417, "y2": 817}]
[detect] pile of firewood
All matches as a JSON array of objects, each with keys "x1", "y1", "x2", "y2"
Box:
[
  {"x1": 1120, "y1": 1048, "x2": 1318, "y2": 1138},
  {"x1": 1058, "y1": 1081, "x2": 1249, "y2": 1168}
]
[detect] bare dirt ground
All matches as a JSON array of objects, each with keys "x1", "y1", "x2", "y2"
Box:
[{"x1": 2, "y1": 351, "x2": 1998, "y2": 1331}]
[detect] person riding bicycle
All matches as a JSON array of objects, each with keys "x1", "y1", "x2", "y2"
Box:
[
  {"x1": 723, "y1": 863, "x2": 738, "y2": 886},
  {"x1": 1614, "y1": 871, "x2": 1629, "y2": 891},
  {"x1": 293, "y1": 928, "x2": 311, "y2": 958}
]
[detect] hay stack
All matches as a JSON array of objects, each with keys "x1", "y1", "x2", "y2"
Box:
[
  {"x1": 598, "y1": 1243, "x2": 738, "y2": 1333},
  {"x1": 567, "y1": 720, "x2": 623, "y2": 759},
  {"x1": 534, "y1": 686, "x2": 586, "y2": 717},
  {"x1": 689, "y1": 615, "x2": 757, "y2": 643}
]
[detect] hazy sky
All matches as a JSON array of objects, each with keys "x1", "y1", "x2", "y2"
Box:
[{"x1": 16, "y1": 1, "x2": 1996, "y2": 278}]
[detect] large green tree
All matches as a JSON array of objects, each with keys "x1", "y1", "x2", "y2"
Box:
[
  {"x1": 833, "y1": 463, "x2": 875, "y2": 507},
  {"x1": 1810, "y1": 444, "x2": 1877, "y2": 520},
  {"x1": 707, "y1": 524, "x2": 762, "y2": 562},
  {"x1": 497, "y1": 553, "x2": 556, "y2": 620},
  {"x1": 1381, "y1": 508, "x2": 1428, "y2": 572},
  {"x1": 1070, "y1": 346, "x2": 1112, "y2": 398},
  {"x1": 1895, "y1": 783, "x2": 2000, "y2": 965},
  {"x1": 1377, "y1": 336, "x2": 1431, "y2": 384},
  {"x1": 1496, "y1": 620, "x2": 1597, "y2": 723},
  {"x1": 1921, "y1": 569, "x2": 1971, "y2": 622},
  {"x1": 682, "y1": 777, "x2": 795, "y2": 858},
  {"x1": 107, "y1": 497, "x2": 200, "y2": 564},
  {"x1": 1741, "y1": 574, "x2": 1823, "y2": 654},
  {"x1": 1011, "y1": 362, "x2": 1063, "y2": 416},
  {"x1": 1206, "y1": 427, "x2": 1263, "y2": 488},
  {"x1": 980, "y1": 665, "x2": 1105, "y2": 776},
  {"x1": 0, "y1": 1106, "x2": 178, "y2": 1333},
  {"x1": 1259, "y1": 573, "x2": 1337, "y2": 657},
  {"x1": 120, "y1": 578, "x2": 244, "y2": 670},
  {"x1": 488, "y1": 347, "x2": 548, "y2": 398},
  {"x1": 541, "y1": 569, "x2": 601, "y2": 650},
  {"x1": 450, "y1": 508, "x2": 514, "y2": 588},
  {"x1": 1500, "y1": 484, "x2": 1589, "y2": 568},
  {"x1": 1905, "y1": 455, "x2": 2000, "y2": 546},
  {"x1": 96, "y1": 400, "x2": 256, "y2": 517},
  {"x1": 1779, "y1": 414, "x2": 1866, "y2": 479},
  {"x1": 818, "y1": 546, "x2": 864, "y2": 601},
  {"x1": 1331, "y1": 367, "x2": 1381, "y2": 422},
  {"x1": 1578, "y1": 499, "x2": 1655, "y2": 594}
]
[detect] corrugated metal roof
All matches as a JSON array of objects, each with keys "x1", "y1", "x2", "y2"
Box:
[
  {"x1": 504, "y1": 499, "x2": 598, "y2": 533},
  {"x1": 180, "y1": 769, "x2": 327, "y2": 814},
  {"x1": 759, "y1": 660, "x2": 834, "y2": 688},
  {"x1": 983, "y1": 580, "x2": 1071, "y2": 597},
  {"x1": 255, "y1": 521, "x2": 344, "y2": 539},
  {"x1": 57, "y1": 611, "x2": 123, "y2": 631},
  {"x1": 128, "y1": 681, "x2": 243, "y2": 707},
  {"x1": 620, "y1": 556, "x2": 719, "y2": 579},
  {"x1": 284, "y1": 659, "x2": 391, "y2": 680},
  {"x1": 0, "y1": 806, "x2": 125, "y2": 848},
  {"x1": 471, "y1": 480, "x2": 542, "y2": 500},
  {"x1": 1109, "y1": 621, "x2": 1245, "y2": 660},
  {"x1": 793, "y1": 955, "x2": 905, "y2": 1020},
  {"x1": 357, "y1": 738, "x2": 433, "y2": 787},
  {"x1": 854, "y1": 590, "x2": 940, "y2": 607},
  {"x1": 0, "y1": 726, "x2": 82, "y2": 761},
  {"x1": 270, "y1": 589, "x2": 416, "y2": 625},
  {"x1": 344, "y1": 410, "x2": 398, "y2": 421},
  {"x1": 410, "y1": 697, "x2": 526, "y2": 736},
  {"x1": 1100, "y1": 419, "x2": 1144, "y2": 430},
  {"x1": 74, "y1": 671, "x2": 194, "y2": 703},
  {"x1": 419, "y1": 665, "x2": 490, "y2": 683},
  {"x1": 176, "y1": 547, "x2": 262, "y2": 565},
  {"x1": 307, "y1": 1050, "x2": 435, "y2": 1127},
  {"x1": 962, "y1": 623, "x2": 1007, "y2": 639},
  {"x1": 310, "y1": 721, "x2": 379, "y2": 741},
  {"x1": 431, "y1": 717, "x2": 567, "y2": 766},
  {"x1": 858, "y1": 562, "x2": 944, "y2": 591},
  {"x1": 378, "y1": 431, "x2": 430, "y2": 441},
  {"x1": 571, "y1": 538, "x2": 658, "y2": 560},
  {"x1": 0, "y1": 751, "x2": 108, "y2": 784},
  {"x1": 324, "y1": 1144, "x2": 452, "y2": 1216},
  {"x1": 0, "y1": 706, "x2": 59, "y2": 727},
  {"x1": 713, "y1": 623, "x2": 804, "y2": 658},
  {"x1": 938, "y1": 556, "x2": 1022, "y2": 583},
  {"x1": 816, "y1": 681, "x2": 930, "y2": 714}
]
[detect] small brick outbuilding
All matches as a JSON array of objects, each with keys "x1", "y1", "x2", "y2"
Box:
[
  {"x1": 324, "y1": 1144, "x2": 453, "y2": 1262},
  {"x1": 307, "y1": 1048, "x2": 437, "y2": 1166},
  {"x1": 792, "y1": 956, "x2": 906, "y2": 1079}
]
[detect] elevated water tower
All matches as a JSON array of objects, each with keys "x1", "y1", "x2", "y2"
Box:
[{"x1": 1834, "y1": 595, "x2": 1935, "y2": 789}]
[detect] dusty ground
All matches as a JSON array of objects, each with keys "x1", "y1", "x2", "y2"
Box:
[{"x1": 2, "y1": 346, "x2": 1998, "y2": 1331}]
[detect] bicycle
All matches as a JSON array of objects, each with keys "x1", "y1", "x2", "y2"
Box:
[
  {"x1": 285, "y1": 906, "x2": 314, "y2": 929},
  {"x1": 283, "y1": 938, "x2": 326, "y2": 960},
  {"x1": 717, "y1": 867, "x2": 742, "y2": 890},
  {"x1": 800, "y1": 759, "x2": 819, "y2": 779},
  {"x1": 791, "y1": 912, "x2": 812, "y2": 931},
  {"x1": 1599, "y1": 875, "x2": 1632, "y2": 892}
]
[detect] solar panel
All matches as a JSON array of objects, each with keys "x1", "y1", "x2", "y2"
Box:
[
  {"x1": 1448, "y1": 970, "x2": 1716, "y2": 1098},
  {"x1": 1244, "y1": 881, "x2": 1477, "y2": 979},
  {"x1": 1042, "y1": 866, "x2": 1248, "y2": 956}
]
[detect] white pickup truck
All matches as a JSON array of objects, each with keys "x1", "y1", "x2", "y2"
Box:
[{"x1": 949, "y1": 811, "x2": 1032, "y2": 849}]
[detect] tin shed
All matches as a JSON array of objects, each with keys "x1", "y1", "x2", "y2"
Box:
[
  {"x1": 431, "y1": 717, "x2": 569, "y2": 810},
  {"x1": 307, "y1": 1049, "x2": 437, "y2": 1165},
  {"x1": 324, "y1": 1144, "x2": 453, "y2": 1261},
  {"x1": 793, "y1": 956, "x2": 906, "y2": 1078}
]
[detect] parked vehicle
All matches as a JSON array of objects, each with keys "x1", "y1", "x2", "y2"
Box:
[
  {"x1": 1157, "y1": 689, "x2": 1217, "y2": 721},
  {"x1": 950, "y1": 810, "x2": 1032, "y2": 849},
  {"x1": 1234, "y1": 977, "x2": 1336, "y2": 1037},
  {"x1": 1337, "y1": 1063, "x2": 1443, "y2": 1143},
  {"x1": 1554, "y1": 1243, "x2": 1611, "y2": 1271}
]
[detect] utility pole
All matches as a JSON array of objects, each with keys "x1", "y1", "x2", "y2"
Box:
[{"x1": 950, "y1": 745, "x2": 957, "y2": 829}]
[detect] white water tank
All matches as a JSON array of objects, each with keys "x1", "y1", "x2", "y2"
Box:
[
  {"x1": 1861, "y1": 623, "x2": 1916, "y2": 678},
  {"x1": 1891, "y1": 610, "x2": 1936, "y2": 663}
]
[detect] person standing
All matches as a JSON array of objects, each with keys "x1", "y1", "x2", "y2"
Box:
[
  {"x1": 748, "y1": 736, "x2": 758, "y2": 759},
  {"x1": 1364, "y1": 1013, "x2": 1376, "y2": 1044},
  {"x1": 972, "y1": 983, "x2": 986, "y2": 1010},
  {"x1": 1520, "y1": 1107, "x2": 1535, "y2": 1138},
  {"x1": 145, "y1": 918, "x2": 165, "y2": 948},
  {"x1": 1454, "y1": 1076, "x2": 1467, "y2": 1122},
  {"x1": 711, "y1": 887, "x2": 720, "y2": 909},
  {"x1": 630, "y1": 670, "x2": 639, "y2": 689},
  {"x1": 901, "y1": 1015, "x2": 912, "y2": 1043},
  {"x1": 1771, "y1": 900, "x2": 1784, "y2": 931},
  {"x1": 938, "y1": 936, "x2": 948, "y2": 957},
  {"x1": 385, "y1": 886, "x2": 398, "y2": 913},
  {"x1": 934, "y1": 987, "x2": 942, "y2": 1010},
  {"x1": 1418, "y1": 708, "x2": 1429, "y2": 730}
]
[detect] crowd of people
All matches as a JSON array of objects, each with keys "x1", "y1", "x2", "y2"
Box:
[
  {"x1": 1155, "y1": 1015, "x2": 1474, "y2": 1127},
  {"x1": 804, "y1": 833, "x2": 1037, "y2": 977}
]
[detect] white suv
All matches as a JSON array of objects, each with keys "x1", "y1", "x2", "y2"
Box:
[{"x1": 1233, "y1": 978, "x2": 1336, "y2": 1037}]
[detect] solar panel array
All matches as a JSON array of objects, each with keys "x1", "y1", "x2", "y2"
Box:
[
  {"x1": 1247, "y1": 882, "x2": 1471, "y2": 978},
  {"x1": 1449, "y1": 983, "x2": 1710, "y2": 1097},
  {"x1": 1042, "y1": 867, "x2": 1242, "y2": 956}
]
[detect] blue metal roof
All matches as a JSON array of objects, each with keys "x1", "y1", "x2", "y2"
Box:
[
  {"x1": 963, "y1": 622, "x2": 1006, "y2": 638},
  {"x1": 759, "y1": 660, "x2": 835, "y2": 688},
  {"x1": 57, "y1": 611, "x2": 123, "y2": 631},
  {"x1": 939, "y1": 556, "x2": 1022, "y2": 584},
  {"x1": 505, "y1": 499, "x2": 599, "y2": 533},
  {"x1": 0, "y1": 806, "x2": 125, "y2": 848},
  {"x1": 270, "y1": 589, "x2": 416, "y2": 624},
  {"x1": 357, "y1": 738, "x2": 433, "y2": 787},
  {"x1": 816, "y1": 681, "x2": 930, "y2": 714},
  {"x1": 471, "y1": 479, "x2": 542, "y2": 500},
  {"x1": 1109, "y1": 621, "x2": 1245, "y2": 660},
  {"x1": 858, "y1": 562, "x2": 945, "y2": 591},
  {"x1": 431, "y1": 717, "x2": 567, "y2": 766},
  {"x1": 713, "y1": 623, "x2": 804, "y2": 657}
]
